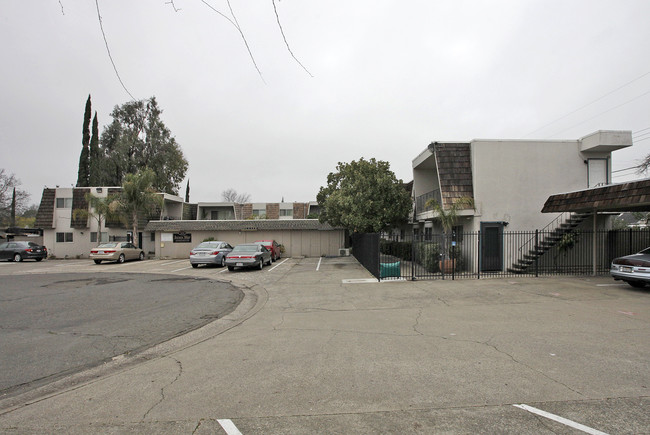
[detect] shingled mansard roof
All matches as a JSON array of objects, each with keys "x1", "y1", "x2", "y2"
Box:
[
  {"x1": 433, "y1": 142, "x2": 474, "y2": 209},
  {"x1": 145, "y1": 219, "x2": 340, "y2": 232},
  {"x1": 542, "y1": 178, "x2": 650, "y2": 213}
]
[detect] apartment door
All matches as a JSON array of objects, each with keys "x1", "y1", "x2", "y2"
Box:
[
  {"x1": 587, "y1": 158, "x2": 608, "y2": 188},
  {"x1": 481, "y1": 222, "x2": 504, "y2": 272}
]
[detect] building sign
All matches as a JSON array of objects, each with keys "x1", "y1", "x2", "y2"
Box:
[{"x1": 173, "y1": 232, "x2": 192, "y2": 243}]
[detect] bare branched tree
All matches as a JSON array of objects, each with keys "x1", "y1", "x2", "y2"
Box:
[
  {"x1": 636, "y1": 154, "x2": 650, "y2": 176},
  {"x1": 222, "y1": 188, "x2": 251, "y2": 203}
]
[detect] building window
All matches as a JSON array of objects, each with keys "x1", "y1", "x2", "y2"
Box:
[
  {"x1": 252, "y1": 208, "x2": 265, "y2": 217},
  {"x1": 150, "y1": 232, "x2": 156, "y2": 242},
  {"x1": 56, "y1": 232, "x2": 73, "y2": 243},
  {"x1": 56, "y1": 198, "x2": 73, "y2": 208},
  {"x1": 424, "y1": 227, "x2": 432, "y2": 241},
  {"x1": 279, "y1": 209, "x2": 293, "y2": 218},
  {"x1": 91, "y1": 232, "x2": 108, "y2": 243}
]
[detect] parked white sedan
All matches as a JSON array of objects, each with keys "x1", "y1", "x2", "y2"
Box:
[
  {"x1": 90, "y1": 242, "x2": 145, "y2": 264},
  {"x1": 610, "y1": 247, "x2": 650, "y2": 288}
]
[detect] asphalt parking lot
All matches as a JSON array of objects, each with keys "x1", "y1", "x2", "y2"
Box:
[{"x1": 0, "y1": 257, "x2": 648, "y2": 434}]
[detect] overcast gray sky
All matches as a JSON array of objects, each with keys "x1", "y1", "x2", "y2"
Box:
[{"x1": 2, "y1": 1, "x2": 650, "y2": 206}]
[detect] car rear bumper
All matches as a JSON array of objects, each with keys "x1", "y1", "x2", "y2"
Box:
[
  {"x1": 90, "y1": 253, "x2": 120, "y2": 261},
  {"x1": 190, "y1": 255, "x2": 221, "y2": 265},
  {"x1": 610, "y1": 268, "x2": 650, "y2": 284},
  {"x1": 225, "y1": 258, "x2": 261, "y2": 268}
]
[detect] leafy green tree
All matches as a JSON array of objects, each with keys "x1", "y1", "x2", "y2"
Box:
[
  {"x1": 99, "y1": 97, "x2": 188, "y2": 195},
  {"x1": 317, "y1": 158, "x2": 412, "y2": 233},
  {"x1": 116, "y1": 169, "x2": 163, "y2": 248},
  {"x1": 76, "y1": 95, "x2": 92, "y2": 187}
]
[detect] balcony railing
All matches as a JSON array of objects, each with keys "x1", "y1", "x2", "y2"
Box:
[{"x1": 415, "y1": 189, "x2": 442, "y2": 215}]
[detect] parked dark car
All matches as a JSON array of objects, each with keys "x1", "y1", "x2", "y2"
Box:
[
  {"x1": 254, "y1": 239, "x2": 282, "y2": 261},
  {"x1": 0, "y1": 241, "x2": 47, "y2": 262},
  {"x1": 225, "y1": 243, "x2": 272, "y2": 271},
  {"x1": 189, "y1": 241, "x2": 233, "y2": 268},
  {"x1": 610, "y1": 247, "x2": 650, "y2": 288}
]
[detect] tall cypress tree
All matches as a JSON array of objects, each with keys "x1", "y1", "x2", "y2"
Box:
[
  {"x1": 185, "y1": 179, "x2": 190, "y2": 202},
  {"x1": 89, "y1": 111, "x2": 100, "y2": 186},
  {"x1": 76, "y1": 94, "x2": 92, "y2": 187}
]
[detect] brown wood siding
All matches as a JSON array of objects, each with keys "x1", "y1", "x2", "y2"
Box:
[
  {"x1": 434, "y1": 143, "x2": 474, "y2": 209},
  {"x1": 71, "y1": 188, "x2": 90, "y2": 228},
  {"x1": 35, "y1": 188, "x2": 56, "y2": 229}
]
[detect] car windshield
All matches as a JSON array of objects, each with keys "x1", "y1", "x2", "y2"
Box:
[
  {"x1": 232, "y1": 245, "x2": 258, "y2": 253},
  {"x1": 98, "y1": 243, "x2": 118, "y2": 248}
]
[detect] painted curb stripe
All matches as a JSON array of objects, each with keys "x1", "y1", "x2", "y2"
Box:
[
  {"x1": 218, "y1": 419, "x2": 243, "y2": 435},
  {"x1": 513, "y1": 404, "x2": 609, "y2": 435}
]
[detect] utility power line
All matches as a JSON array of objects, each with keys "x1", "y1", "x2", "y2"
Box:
[{"x1": 524, "y1": 71, "x2": 650, "y2": 138}]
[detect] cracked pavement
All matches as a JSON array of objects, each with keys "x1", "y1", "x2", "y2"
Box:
[{"x1": 0, "y1": 258, "x2": 648, "y2": 434}]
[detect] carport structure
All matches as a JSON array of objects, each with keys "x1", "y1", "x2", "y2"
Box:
[{"x1": 542, "y1": 178, "x2": 650, "y2": 274}]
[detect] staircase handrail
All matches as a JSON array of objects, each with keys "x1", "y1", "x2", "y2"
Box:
[{"x1": 517, "y1": 212, "x2": 574, "y2": 255}]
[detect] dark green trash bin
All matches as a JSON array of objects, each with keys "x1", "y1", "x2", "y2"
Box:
[{"x1": 380, "y1": 261, "x2": 401, "y2": 278}]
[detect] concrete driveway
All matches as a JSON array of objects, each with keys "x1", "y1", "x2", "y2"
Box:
[{"x1": 0, "y1": 257, "x2": 648, "y2": 434}]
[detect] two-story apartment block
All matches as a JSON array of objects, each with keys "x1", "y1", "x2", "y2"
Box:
[
  {"x1": 196, "y1": 201, "x2": 319, "y2": 220},
  {"x1": 410, "y1": 130, "x2": 634, "y2": 272},
  {"x1": 35, "y1": 186, "x2": 188, "y2": 259}
]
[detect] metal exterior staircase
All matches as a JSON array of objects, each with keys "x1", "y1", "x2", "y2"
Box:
[{"x1": 507, "y1": 212, "x2": 590, "y2": 274}]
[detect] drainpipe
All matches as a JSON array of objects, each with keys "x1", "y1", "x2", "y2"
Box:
[{"x1": 592, "y1": 209, "x2": 597, "y2": 276}]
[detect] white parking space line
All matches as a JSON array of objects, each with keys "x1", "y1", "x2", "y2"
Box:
[
  {"x1": 267, "y1": 258, "x2": 290, "y2": 271},
  {"x1": 316, "y1": 257, "x2": 322, "y2": 271},
  {"x1": 217, "y1": 419, "x2": 243, "y2": 435},
  {"x1": 160, "y1": 260, "x2": 188, "y2": 266},
  {"x1": 171, "y1": 266, "x2": 192, "y2": 272},
  {"x1": 513, "y1": 404, "x2": 609, "y2": 435}
]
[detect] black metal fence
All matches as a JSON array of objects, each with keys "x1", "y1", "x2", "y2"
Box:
[
  {"x1": 376, "y1": 228, "x2": 650, "y2": 281},
  {"x1": 351, "y1": 232, "x2": 380, "y2": 280}
]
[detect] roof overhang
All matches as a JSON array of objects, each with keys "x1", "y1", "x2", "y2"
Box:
[
  {"x1": 579, "y1": 130, "x2": 632, "y2": 153},
  {"x1": 542, "y1": 179, "x2": 650, "y2": 213}
]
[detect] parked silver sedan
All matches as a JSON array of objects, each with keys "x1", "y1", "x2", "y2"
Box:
[
  {"x1": 189, "y1": 241, "x2": 233, "y2": 268},
  {"x1": 90, "y1": 242, "x2": 145, "y2": 264},
  {"x1": 225, "y1": 243, "x2": 272, "y2": 271},
  {"x1": 611, "y1": 247, "x2": 650, "y2": 288}
]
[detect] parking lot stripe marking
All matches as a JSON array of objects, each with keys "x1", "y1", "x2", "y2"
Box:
[
  {"x1": 513, "y1": 404, "x2": 609, "y2": 435},
  {"x1": 171, "y1": 266, "x2": 192, "y2": 272},
  {"x1": 161, "y1": 260, "x2": 187, "y2": 266},
  {"x1": 217, "y1": 419, "x2": 243, "y2": 435},
  {"x1": 316, "y1": 257, "x2": 322, "y2": 271},
  {"x1": 267, "y1": 258, "x2": 289, "y2": 271}
]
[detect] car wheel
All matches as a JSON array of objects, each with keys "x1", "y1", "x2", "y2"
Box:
[
  {"x1": 228, "y1": 266, "x2": 234, "y2": 271},
  {"x1": 220, "y1": 256, "x2": 226, "y2": 267},
  {"x1": 35, "y1": 258, "x2": 43, "y2": 262},
  {"x1": 13, "y1": 253, "x2": 22, "y2": 262},
  {"x1": 191, "y1": 263, "x2": 198, "y2": 268},
  {"x1": 94, "y1": 260, "x2": 102, "y2": 264},
  {"x1": 271, "y1": 254, "x2": 276, "y2": 262},
  {"x1": 627, "y1": 281, "x2": 646, "y2": 288},
  {"x1": 266, "y1": 257, "x2": 272, "y2": 266},
  {"x1": 117, "y1": 254, "x2": 125, "y2": 264},
  {"x1": 139, "y1": 252, "x2": 145, "y2": 261},
  {"x1": 258, "y1": 259, "x2": 264, "y2": 270}
]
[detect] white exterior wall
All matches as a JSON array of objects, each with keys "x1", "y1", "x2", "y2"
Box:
[{"x1": 470, "y1": 139, "x2": 609, "y2": 231}]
